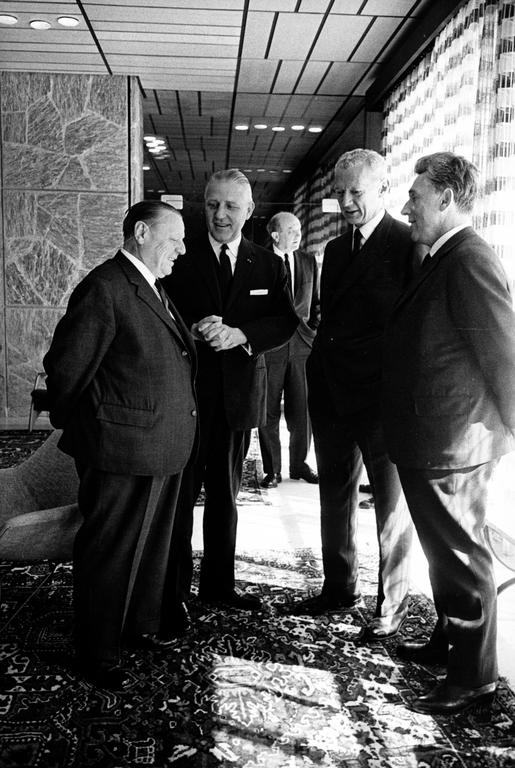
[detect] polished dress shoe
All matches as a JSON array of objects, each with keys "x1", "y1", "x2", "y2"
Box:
[
  {"x1": 396, "y1": 639, "x2": 448, "y2": 666},
  {"x1": 200, "y1": 588, "x2": 262, "y2": 611},
  {"x1": 74, "y1": 660, "x2": 130, "y2": 691},
  {"x1": 260, "y1": 472, "x2": 282, "y2": 488},
  {"x1": 138, "y1": 602, "x2": 192, "y2": 648},
  {"x1": 360, "y1": 609, "x2": 408, "y2": 640},
  {"x1": 292, "y1": 592, "x2": 361, "y2": 616},
  {"x1": 411, "y1": 681, "x2": 497, "y2": 715},
  {"x1": 290, "y1": 465, "x2": 318, "y2": 483}
]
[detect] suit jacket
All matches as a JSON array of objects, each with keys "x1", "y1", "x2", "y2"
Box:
[
  {"x1": 163, "y1": 234, "x2": 299, "y2": 430},
  {"x1": 383, "y1": 227, "x2": 515, "y2": 469},
  {"x1": 307, "y1": 212, "x2": 413, "y2": 419},
  {"x1": 274, "y1": 248, "x2": 320, "y2": 353},
  {"x1": 43, "y1": 251, "x2": 198, "y2": 476}
]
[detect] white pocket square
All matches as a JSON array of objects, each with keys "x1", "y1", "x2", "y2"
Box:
[{"x1": 250, "y1": 289, "x2": 268, "y2": 295}]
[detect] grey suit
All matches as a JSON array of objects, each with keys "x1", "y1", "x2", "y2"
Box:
[{"x1": 383, "y1": 227, "x2": 515, "y2": 686}]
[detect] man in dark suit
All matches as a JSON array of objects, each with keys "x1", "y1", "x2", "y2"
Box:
[
  {"x1": 163, "y1": 169, "x2": 298, "y2": 612},
  {"x1": 383, "y1": 152, "x2": 515, "y2": 715},
  {"x1": 43, "y1": 201, "x2": 198, "y2": 690},
  {"x1": 293, "y1": 149, "x2": 414, "y2": 642},
  {"x1": 259, "y1": 211, "x2": 320, "y2": 488}
]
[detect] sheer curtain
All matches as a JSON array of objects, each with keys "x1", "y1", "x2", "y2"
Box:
[{"x1": 383, "y1": 0, "x2": 515, "y2": 282}]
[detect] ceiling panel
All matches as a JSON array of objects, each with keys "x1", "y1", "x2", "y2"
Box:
[
  {"x1": 267, "y1": 12, "x2": 323, "y2": 60},
  {"x1": 351, "y1": 16, "x2": 404, "y2": 62},
  {"x1": 311, "y1": 14, "x2": 371, "y2": 61},
  {"x1": 0, "y1": 0, "x2": 447, "y2": 210}
]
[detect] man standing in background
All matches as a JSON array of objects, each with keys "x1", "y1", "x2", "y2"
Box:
[
  {"x1": 383, "y1": 152, "x2": 515, "y2": 714},
  {"x1": 44, "y1": 201, "x2": 197, "y2": 690},
  {"x1": 163, "y1": 169, "x2": 298, "y2": 614},
  {"x1": 294, "y1": 149, "x2": 414, "y2": 643},
  {"x1": 259, "y1": 211, "x2": 320, "y2": 489}
]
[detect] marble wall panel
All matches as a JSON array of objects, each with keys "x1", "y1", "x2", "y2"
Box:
[
  {"x1": 0, "y1": 72, "x2": 140, "y2": 425},
  {"x1": 6, "y1": 308, "x2": 65, "y2": 418},
  {"x1": 80, "y1": 193, "x2": 128, "y2": 271}
]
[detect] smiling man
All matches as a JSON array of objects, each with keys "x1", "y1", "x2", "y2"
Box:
[
  {"x1": 43, "y1": 201, "x2": 197, "y2": 690},
  {"x1": 293, "y1": 149, "x2": 414, "y2": 645},
  {"x1": 163, "y1": 168, "x2": 298, "y2": 613},
  {"x1": 383, "y1": 152, "x2": 515, "y2": 715}
]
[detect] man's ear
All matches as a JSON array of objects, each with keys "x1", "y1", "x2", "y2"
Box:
[
  {"x1": 441, "y1": 188, "x2": 453, "y2": 210},
  {"x1": 133, "y1": 220, "x2": 148, "y2": 244},
  {"x1": 380, "y1": 178, "x2": 390, "y2": 195},
  {"x1": 245, "y1": 200, "x2": 255, "y2": 220},
  {"x1": 271, "y1": 231, "x2": 280, "y2": 245}
]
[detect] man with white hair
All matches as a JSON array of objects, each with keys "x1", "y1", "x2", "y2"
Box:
[{"x1": 293, "y1": 149, "x2": 414, "y2": 643}]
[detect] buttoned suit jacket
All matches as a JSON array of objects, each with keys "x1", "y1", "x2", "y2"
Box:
[
  {"x1": 43, "y1": 251, "x2": 198, "y2": 475},
  {"x1": 383, "y1": 227, "x2": 515, "y2": 469},
  {"x1": 163, "y1": 233, "x2": 299, "y2": 431},
  {"x1": 307, "y1": 212, "x2": 413, "y2": 421}
]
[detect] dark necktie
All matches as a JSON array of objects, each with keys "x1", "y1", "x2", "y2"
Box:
[
  {"x1": 155, "y1": 280, "x2": 178, "y2": 327},
  {"x1": 284, "y1": 252, "x2": 293, "y2": 295},
  {"x1": 219, "y1": 243, "x2": 233, "y2": 303},
  {"x1": 352, "y1": 228, "x2": 363, "y2": 255}
]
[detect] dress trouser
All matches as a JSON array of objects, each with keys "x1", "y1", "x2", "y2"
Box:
[
  {"x1": 73, "y1": 465, "x2": 182, "y2": 665},
  {"x1": 168, "y1": 400, "x2": 248, "y2": 601},
  {"x1": 397, "y1": 461, "x2": 498, "y2": 687},
  {"x1": 312, "y1": 405, "x2": 412, "y2": 616},
  {"x1": 258, "y1": 341, "x2": 312, "y2": 475}
]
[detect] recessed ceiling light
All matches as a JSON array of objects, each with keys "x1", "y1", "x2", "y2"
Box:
[
  {"x1": 148, "y1": 147, "x2": 161, "y2": 154},
  {"x1": 143, "y1": 165, "x2": 150, "y2": 171},
  {"x1": 57, "y1": 16, "x2": 80, "y2": 27},
  {"x1": 291, "y1": 125, "x2": 305, "y2": 131},
  {"x1": 30, "y1": 19, "x2": 52, "y2": 29},
  {"x1": 144, "y1": 135, "x2": 155, "y2": 141},
  {"x1": 254, "y1": 124, "x2": 267, "y2": 130},
  {"x1": 235, "y1": 124, "x2": 249, "y2": 131},
  {"x1": 243, "y1": 169, "x2": 253, "y2": 172},
  {"x1": 308, "y1": 126, "x2": 323, "y2": 133},
  {"x1": 0, "y1": 14, "x2": 18, "y2": 25},
  {"x1": 282, "y1": 169, "x2": 292, "y2": 173},
  {"x1": 272, "y1": 126, "x2": 285, "y2": 132}
]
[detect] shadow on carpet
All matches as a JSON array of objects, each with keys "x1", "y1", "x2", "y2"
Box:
[{"x1": 1, "y1": 551, "x2": 514, "y2": 768}]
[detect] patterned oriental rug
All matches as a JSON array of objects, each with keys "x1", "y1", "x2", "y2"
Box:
[{"x1": 1, "y1": 433, "x2": 515, "y2": 767}]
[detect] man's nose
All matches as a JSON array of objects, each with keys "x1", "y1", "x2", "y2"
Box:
[{"x1": 401, "y1": 201, "x2": 410, "y2": 216}]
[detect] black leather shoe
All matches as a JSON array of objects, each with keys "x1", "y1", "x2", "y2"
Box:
[
  {"x1": 74, "y1": 660, "x2": 130, "y2": 691},
  {"x1": 360, "y1": 608, "x2": 408, "y2": 641},
  {"x1": 292, "y1": 592, "x2": 361, "y2": 616},
  {"x1": 411, "y1": 681, "x2": 497, "y2": 715},
  {"x1": 396, "y1": 640, "x2": 448, "y2": 665},
  {"x1": 260, "y1": 473, "x2": 282, "y2": 488},
  {"x1": 200, "y1": 588, "x2": 262, "y2": 611},
  {"x1": 290, "y1": 465, "x2": 318, "y2": 483},
  {"x1": 137, "y1": 602, "x2": 192, "y2": 648}
]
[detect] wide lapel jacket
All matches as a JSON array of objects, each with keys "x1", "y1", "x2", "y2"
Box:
[{"x1": 115, "y1": 252, "x2": 196, "y2": 366}]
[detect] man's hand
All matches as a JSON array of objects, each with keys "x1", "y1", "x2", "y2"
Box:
[{"x1": 192, "y1": 315, "x2": 247, "y2": 351}]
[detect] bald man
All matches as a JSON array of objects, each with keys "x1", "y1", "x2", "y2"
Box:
[{"x1": 258, "y1": 212, "x2": 320, "y2": 488}]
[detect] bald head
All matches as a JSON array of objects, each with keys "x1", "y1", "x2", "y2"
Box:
[{"x1": 267, "y1": 211, "x2": 302, "y2": 253}]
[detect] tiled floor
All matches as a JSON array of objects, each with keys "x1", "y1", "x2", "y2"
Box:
[{"x1": 192, "y1": 427, "x2": 515, "y2": 691}]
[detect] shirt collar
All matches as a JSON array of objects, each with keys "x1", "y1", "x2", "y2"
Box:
[
  {"x1": 121, "y1": 247, "x2": 157, "y2": 288},
  {"x1": 429, "y1": 224, "x2": 469, "y2": 257},
  {"x1": 209, "y1": 233, "x2": 241, "y2": 261},
  {"x1": 273, "y1": 245, "x2": 294, "y2": 259},
  {"x1": 354, "y1": 209, "x2": 385, "y2": 242}
]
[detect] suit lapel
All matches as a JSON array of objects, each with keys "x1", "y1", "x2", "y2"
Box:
[
  {"x1": 391, "y1": 227, "x2": 473, "y2": 315},
  {"x1": 114, "y1": 251, "x2": 193, "y2": 349},
  {"x1": 326, "y1": 214, "x2": 394, "y2": 311},
  {"x1": 225, "y1": 236, "x2": 255, "y2": 310}
]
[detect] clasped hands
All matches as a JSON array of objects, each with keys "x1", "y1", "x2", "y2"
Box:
[{"x1": 192, "y1": 315, "x2": 247, "y2": 351}]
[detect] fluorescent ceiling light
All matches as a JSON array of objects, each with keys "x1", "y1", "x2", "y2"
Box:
[
  {"x1": 254, "y1": 124, "x2": 267, "y2": 129},
  {"x1": 291, "y1": 125, "x2": 305, "y2": 131},
  {"x1": 0, "y1": 14, "x2": 18, "y2": 25},
  {"x1": 272, "y1": 126, "x2": 285, "y2": 132},
  {"x1": 30, "y1": 19, "x2": 52, "y2": 29},
  {"x1": 143, "y1": 165, "x2": 150, "y2": 171},
  {"x1": 235, "y1": 124, "x2": 249, "y2": 130},
  {"x1": 308, "y1": 126, "x2": 322, "y2": 133},
  {"x1": 57, "y1": 16, "x2": 79, "y2": 27}
]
